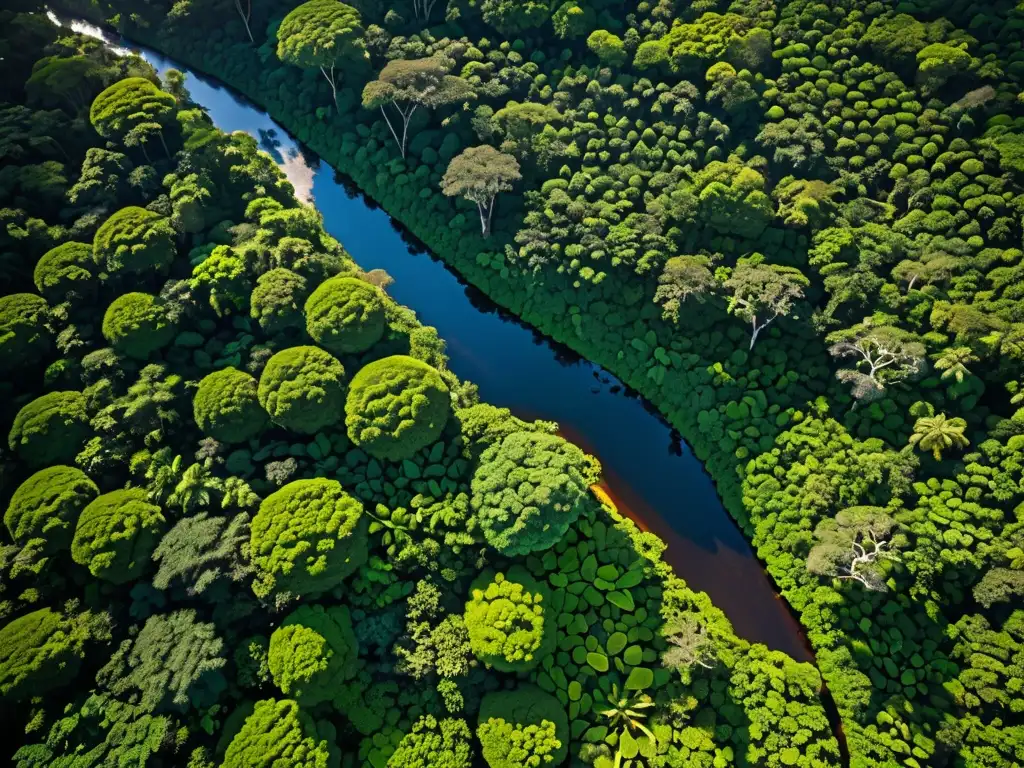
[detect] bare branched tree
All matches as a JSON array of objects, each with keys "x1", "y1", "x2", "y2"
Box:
[
  {"x1": 807, "y1": 507, "x2": 901, "y2": 592},
  {"x1": 661, "y1": 615, "x2": 716, "y2": 671}
]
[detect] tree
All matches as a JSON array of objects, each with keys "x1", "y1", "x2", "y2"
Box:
[
  {"x1": 276, "y1": 0, "x2": 366, "y2": 110},
  {"x1": 891, "y1": 251, "x2": 957, "y2": 291},
  {"x1": 654, "y1": 255, "x2": 716, "y2": 322},
  {"x1": 71, "y1": 488, "x2": 167, "y2": 584},
  {"x1": 690, "y1": 159, "x2": 774, "y2": 239},
  {"x1": 68, "y1": 148, "x2": 132, "y2": 208},
  {"x1": 909, "y1": 413, "x2": 970, "y2": 460},
  {"x1": 477, "y1": 686, "x2": 568, "y2": 768},
  {"x1": 464, "y1": 569, "x2": 553, "y2": 672},
  {"x1": 96, "y1": 609, "x2": 226, "y2": 713},
  {"x1": 480, "y1": 0, "x2": 552, "y2": 35},
  {"x1": 388, "y1": 715, "x2": 473, "y2": 768},
  {"x1": 362, "y1": 58, "x2": 474, "y2": 159},
  {"x1": 345, "y1": 355, "x2": 452, "y2": 461},
  {"x1": 723, "y1": 261, "x2": 808, "y2": 350},
  {"x1": 257, "y1": 346, "x2": 347, "y2": 434},
  {"x1": 394, "y1": 578, "x2": 473, "y2": 680},
  {"x1": 222, "y1": 698, "x2": 340, "y2": 768},
  {"x1": 34, "y1": 242, "x2": 94, "y2": 302},
  {"x1": 26, "y1": 56, "x2": 109, "y2": 113},
  {"x1": 102, "y1": 292, "x2": 176, "y2": 360},
  {"x1": 807, "y1": 507, "x2": 901, "y2": 592},
  {"x1": 269, "y1": 604, "x2": 359, "y2": 705},
  {"x1": 250, "y1": 267, "x2": 309, "y2": 334},
  {"x1": 90, "y1": 77, "x2": 176, "y2": 155},
  {"x1": 933, "y1": 347, "x2": 979, "y2": 384},
  {"x1": 441, "y1": 146, "x2": 521, "y2": 237},
  {"x1": 587, "y1": 30, "x2": 627, "y2": 67},
  {"x1": 8, "y1": 391, "x2": 90, "y2": 468},
  {"x1": 917, "y1": 43, "x2": 972, "y2": 92},
  {"x1": 489, "y1": 101, "x2": 564, "y2": 163},
  {"x1": 661, "y1": 616, "x2": 716, "y2": 672},
  {"x1": 234, "y1": 0, "x2": 254, "y2": 43},
  {"x1": 471, "y1": 431, "x2": 592, "y2": 556},
  {"x1": 304, "y1": 276, "x2": 386, "y2": 354},
  {"x1": 0, "y1": 292, "x2": 50, "y2": 372},
  {"x1": 194, "y1": 367, "x2": 268, "y2": 443},
  {"x1": 152, "y1": 512, "x2": 251, "y2": 597},
  {"x1": 5, "y1": 465, "x2": 98, "y2": 554},
  {"x1": 0, "y1": 607, "x2": 98, "y2": 700},
  {"x1": 596, "y1": 684, "x2": 658, "y2": 763},
  {"x1": 170, "y1": 460, "x2": 223, "y2": 515},
  {"x1": 249, "y1": 479, "x2": 368, "y2": 599},
  {"x1": 93, "y1": 206, "x2": 176, "y2": 276},
  {"x1": 827, "y1": 322, "x2": 926, "y2": 404},
  {"x1": 973, "y1": 568, "x2": 1024, "y2": 609}
]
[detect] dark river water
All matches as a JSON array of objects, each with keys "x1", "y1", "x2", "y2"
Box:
[{"x1": 64, "y1": 17, "x2": 811, "y2": 661}]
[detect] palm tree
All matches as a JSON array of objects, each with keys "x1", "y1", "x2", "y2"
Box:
[
  {"x1": 146, "y1": 450, "x2": 183, "y2": 504},
  {"x1": 933, "y1": 346, "x2": 978, "y2": 384},
  {"x1": 598, "y1": 684, "x2": 658, "y2": 768},
  {"x1": 171, "y1": 460, "x2": 223, "y2": 514},
  {"x1": 909, "y1": 413, "x2": 970, "y2": 460}
]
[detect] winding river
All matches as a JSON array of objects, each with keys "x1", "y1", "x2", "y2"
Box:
[{"x1": 64, "y1": 17, "x2": 812, "y2": 662}]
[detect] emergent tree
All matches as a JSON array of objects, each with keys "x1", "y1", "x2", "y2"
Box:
[{"x1": 441, "y1": 146, "x2": 521, "y2": 236}]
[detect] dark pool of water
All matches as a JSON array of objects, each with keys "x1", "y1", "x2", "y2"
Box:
[{"x1": 83, "y1": 29, "x2": 811, "y2": 661}]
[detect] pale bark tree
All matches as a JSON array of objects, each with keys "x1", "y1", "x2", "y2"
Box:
[
  {"x1": 807, "y1": 507, "x2": 901, "y2": 592},
  {"x1": 362, "y1": 57, "x2": 474, "y2": 158},
  {"x1": 661, "y1": 616, "x2": 716, "y2": 672},
  {"x1": 828, "y1": 321, "x2": 926, "y2": 403},
  {"x1": 440, "y1": 145, "x2": 520, "y2": 236},
  {"x1": 234, "y1": 0, "x2": 254, "y2": 43},
  {"x1": 723, "y1": 261, "x2": 807, "y2": 350}
]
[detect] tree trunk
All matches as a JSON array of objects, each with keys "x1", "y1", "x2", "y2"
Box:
[
  {"x1": 320, "y1": 65, "x2": 338, "y2": 111},
  {"x1": 379, "y1": 105, "x2": 402, "y2": 156},
  {"x1": 401, "y1": 104, "x2": 417, "y2": 159},
  {"x1": 477, "y1": 198, "x2": 493, "y2": 237},
  {"x1": 749, "y1": 317, "x2": 760, "y2": 350},
  {"x1": 157, "y1": 130, "x2": 171, "y2": 159},
  {"x1": 235, "y1": 0, "x2": 254, "y2": 43}
]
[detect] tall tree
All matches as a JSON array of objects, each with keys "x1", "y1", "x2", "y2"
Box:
[
  {"x1": 827, "y1": 321, "x2": 926, "y2": 404},
  {"x1": 362, "y1": 58, "x2": 474, "y2": 159},
  {"x1": 654, "y1": 255, "x2": 716, "y2": 322},
  {"x1": 807, "y1": 507, "x2": 901, "y2": 592},
  {"x1": 276, "y1": 0, "x2": 365, "y2": 110},
  {"x1": 722, "y1": 260, "x2": 808, "y2": 350},
  {"x1": 441, "y1": 146, "x2": 520, "y2": 236},
  {"x1": 90, "y1": 78, "x2": 176, "y2": 154}
]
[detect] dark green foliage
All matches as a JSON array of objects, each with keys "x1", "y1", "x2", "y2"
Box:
[
  {"x1": 471, "y1": 431, "x2": 591, "y2": 556},
  {"x1": 249, "y1": 479, "x2": 367, "y2": 599},
  {"x1": 304, "y1": 276, "x2": 386, "y2": 355},
  {"x1": 477, "y1": 685, "x2": 569, "y2": 768},
  {"x1": 0, "y1": 607, "x2": 93, "y2": 701},
  {"x1": 257, "y1": 345, "x2": 346, "y2": 434},
  {"x1": 0, "y1": 292, "x2": 49, "y2": 372},
  {"x1": 8, "y1": 390, "x2": 90, "y2": 467},
  {"x1": 152, "y1": 512, "x2": 251, "y2": 597},
  {"x1": 345, "y1": 355, "x2": 451, "y2": 461},
  {"x1": 250, "y1": 267, "x2": 309, "y2": 333},
  {"x1": 92, "y1": 206, "x2": 175, "y2": 275},
  {"x1": 193, "y1": 367, "x2": 267, "y2": 443},
  {"x1": 96, "y1": 609, "x2": 226, "y2": 712},
  {"x1": 71, "y1": 488, "x2": 166, "y2": 584},
  {"x1": 268, "y1": 604, "x2": 359, "y2": 705},
  {"x1": 33, "y1": 242, "x2": 93, "y2": 301},
  {"x1": 5, "y1": 465, "x2": 98, "y2": 553},
  {"x1": 222, "y1": 698, "x2": 340, "y2": 768},
  {"x1": 101, "y1": 291, "x2": 175, "y2": 359}
]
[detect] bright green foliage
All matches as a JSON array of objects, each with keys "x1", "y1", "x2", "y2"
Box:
[
  {"x1": 68, "y1": 147, "x2": 132, "y2": 207},
  {"x1": 586, "y1": 30, "x2": 626, "y2": 67},
  {"x1": 0, "y1": 293, "x2": 49, "y2": 372},
  {"x1": 71, "y1": 488, "x2": 166, "y2": 584},
  {"x1": 92, "y1": 206, "x2": 175, "y2": 275},
  {"x1": 471, "y1": 431, "x2": 590, "y2": 556},
  {"x1": 97, "y1": 609, "x2": 226, "y2": 713},
  {"x1": 464, "y1": 568, "x2": 553, "y2": 672},
  {"x1": 909, "y1": 413, "x2": 970, "y2": 460},
  {"x1": 258, "y1": 345, "x2": 347, "y2": 434},
  {"x1": 0, "y1": 607, "x2": 92, "y2": 700},
  {"x1": 101, "y1": 291, "x2": 175, "y2": 360},
  {"x1": 388, "y1": 715, "x2": 473, "y2": 768},
  {"x1": 189, "y1": 245, "x2": 250, "y2": 316},
  {"x1": 276, "y1": 0, "x2": 365, "y2": 108},
  {"x1": 222, "y1": 698, "x2": 339, "y2": 768},
  {"x1": 304, "y1": 276, "x2": 386, "y2": 354},
  {"x1": 691, "y1": 159, "x2": 773, "y2": 240},
  {"x1": 250, "y1": 267, "x2": 309, "y2": 333},
  {"x1": 269, "y1": 604, "x2": 359, "y2": 705},
  {"x1": 5, "y1": 465, "x2": 98, "y2": 553},
  {"x1": 477, "y1": 685, "x2": 568, "y2": 768},
  {"x1": 249, "y1": 479, "x2": 367, "y2": 599},
  {"x1": 480, "y1": 0, "x2": 551, "y2": 35},
  {"x1": 89, "y1": 77, "x2": 176, "y2": 144},
  {"x1": 193, "y1": 367, "x2": 267, "y2": 443},
  {"x1": 345, "y1": 355, "x2": 451, "y2": 460},
  {"x1": 8, "y1": 390, "x2": 90, "y2": 467},
  {"x1": 33, "y1": 242, "x2": 93, "y2": 301},
  {"x1": 917, "y1": 42, "x2": 973, "y2": 91}
]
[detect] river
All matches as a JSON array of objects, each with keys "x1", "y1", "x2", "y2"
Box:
[{"x1": 62, "y1": 16, "x2": 811, "y2": 662}]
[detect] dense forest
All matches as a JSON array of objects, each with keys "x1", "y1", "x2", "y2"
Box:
[{"x1": 1, "y1": 0, "x2": 1023, "y2": 766}]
